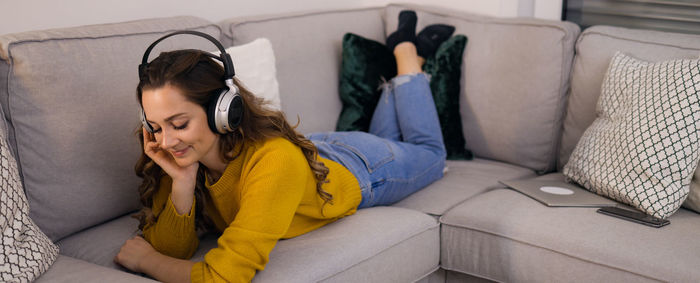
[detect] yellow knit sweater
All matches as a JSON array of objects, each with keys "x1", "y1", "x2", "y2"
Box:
[{"x1": 142, "y1": 137, "x2": 362, "y2": 282}]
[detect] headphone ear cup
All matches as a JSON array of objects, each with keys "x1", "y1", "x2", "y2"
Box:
[
  {"x1": 228, "y1": 95, "x2": 243, "y2": 129},
  {"x1": 207, "y1": 87, "x2": 243, "y2": 134},
  {"x1": 207, "y1": 91, "x2": 222, "y2": 134}
]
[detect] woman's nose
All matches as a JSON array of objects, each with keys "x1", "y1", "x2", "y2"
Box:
[{"x1": 160, "y1": 128, "x2": 179, "y2": 149}]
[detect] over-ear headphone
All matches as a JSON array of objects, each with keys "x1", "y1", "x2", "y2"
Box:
[{"x1": 138, "y1": 30, "x2": 243, "y2": 134}]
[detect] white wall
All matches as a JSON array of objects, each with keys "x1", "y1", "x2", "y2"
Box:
[
  {"x1": 0, "y1": 0, "x2": 562, "y2": 35},
  {"x1": 371, "y1": 0, "x2": 562, "y2": 19}
]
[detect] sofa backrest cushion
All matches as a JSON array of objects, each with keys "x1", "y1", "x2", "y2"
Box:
[
  {"x1": 219, "y1": 7, "x2": 386, "y2": 134},
  {"x1": 559, "y1": 26, "x2": 700, "y2": 171},
  {"x1": 0, "y1": 16, "x2": 221, "y2": 241},
  {"x1": 386, "y1": 4, "x2": 580, "y2": 173}
]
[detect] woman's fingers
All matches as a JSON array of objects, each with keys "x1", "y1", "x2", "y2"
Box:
[
  {"x1": 140, "y1": 127, "x2": 199, "y2": 185},
  {"x1": 115, "y1": 236, "x2": 156, "y2": 272},
  {"x1": 141, "y1": 127, "x2": 169, "y2": 166},
  {"x1": 142, "y1": 127, "x2": 164, "y2": 158},
  {"x1": 141, "y1": 127, "x2": 197, "y2": 181},
  {"x1": 143, "y1": 127, "x2": 154, "y2": 152},
  {"x1": 142, "y1": 127, "x2": 152, "y2": 142},
  {"x1": 145, "y1": 140, "x2": 160, "y2": 155}
]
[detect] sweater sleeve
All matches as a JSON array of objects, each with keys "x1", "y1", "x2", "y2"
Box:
[
  {"x1": 142, "y1": 176, "x2": 199, "y2": 259},
  {"x1": 190, "y1": 144, "x2": 309, "y2": 283}
]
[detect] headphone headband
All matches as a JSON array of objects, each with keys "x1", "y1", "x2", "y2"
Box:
[
  {"x1": 138, "y1": 30, "x2": 243, "y2": 135},
  {"x1": 138, "y1": 30, "x2": 235, "y2": 79}
]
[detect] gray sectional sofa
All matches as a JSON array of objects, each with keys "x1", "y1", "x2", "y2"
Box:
[{"x1": 1, "y1": 3, "x2": 699, "y2": 282}]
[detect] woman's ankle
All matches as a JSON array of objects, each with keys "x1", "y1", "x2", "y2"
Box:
[{"x1": 394, "y1": 42, "x2": 423, "y2": 75}]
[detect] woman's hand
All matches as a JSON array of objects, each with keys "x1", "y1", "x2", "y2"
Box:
[
  {"x1": 114, "y1": 235, "x2": 157, "y2": 273},
  {"x1": 142, "y1": 127, "x2": 199, "y2": 184},
  {"x1": 115, "y1": 236, "x2": 195, "y2": 282},
  {"x1": 143, "y1": 127, "x2": 198, "y2": 214}
]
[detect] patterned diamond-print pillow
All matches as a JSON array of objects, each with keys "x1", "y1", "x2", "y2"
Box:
[
  {"x1": 564, "y1": 52, "x2": 700, "y2": 219},
  {"x1": 0, "y1": 121, "x2": 59, "y2": 281}
]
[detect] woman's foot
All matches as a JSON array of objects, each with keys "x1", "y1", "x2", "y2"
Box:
[
  {"x1": 386, "y1": 10, "x2": 417, "y2": 51},
  {"x1": 415, "y1": 24, "x2": 455, "y2": 58}
]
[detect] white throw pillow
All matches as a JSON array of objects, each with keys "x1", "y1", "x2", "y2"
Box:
[
  {"x1": 212, "y1": 38, "x2": 281, "y2": 111},
  {"x1": 564, "y1": 52, "x2": 700, "y2": 219},
  {"x1": 0, "y1": 119, "x2": 59, "y2": 281}
]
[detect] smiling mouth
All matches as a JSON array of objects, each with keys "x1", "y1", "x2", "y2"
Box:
[{"x1": 171, "y1": 147, "x2": 190, "y2": 158}]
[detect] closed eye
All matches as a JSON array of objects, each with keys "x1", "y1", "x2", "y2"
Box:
[
  {"x1": 150, "y1": 121, "x2": 188, "y2": 133},
  {"x1": 174, "y1": 122, "x2": 189, "y2": 130}
]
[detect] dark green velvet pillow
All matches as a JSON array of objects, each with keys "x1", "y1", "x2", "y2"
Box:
[
  {"x1": 336, "y1": 33, "x2": 472, "y2": 160},
  {"x1": 423, "y1": 35, "x2": 472, "y2": 160},
  {"x1": 336, "y1": 33, "x2": 396, "y2": 132}
]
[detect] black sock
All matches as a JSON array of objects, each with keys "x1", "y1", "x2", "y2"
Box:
[
  {"x1": 416, "y1": 24, "x2": 455, "y2": 58},
  {"x1": 386, "y1": 10, "x2": 417, "y2": 51}
]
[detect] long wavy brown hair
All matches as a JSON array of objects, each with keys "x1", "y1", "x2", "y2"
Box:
[{"x1": 133, "y1": 49, "x2": 333, "y2": 232}]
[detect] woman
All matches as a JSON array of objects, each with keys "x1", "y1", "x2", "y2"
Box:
[{"x1": 115, "y1": 11, "x2": 451, "y2": 282}]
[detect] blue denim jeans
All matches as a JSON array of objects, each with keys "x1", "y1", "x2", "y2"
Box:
[{"x1": 308, "y1": 73, "x2": 446, "y2": 209}]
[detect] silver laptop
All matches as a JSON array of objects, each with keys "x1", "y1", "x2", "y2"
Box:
[{"x1": 499, "y1": 177, "x2": 618, "y2": 207}]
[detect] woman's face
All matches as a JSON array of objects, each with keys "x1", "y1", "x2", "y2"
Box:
[{"x1": 141, "y1": 84, "x2": 219, "y2": 168}]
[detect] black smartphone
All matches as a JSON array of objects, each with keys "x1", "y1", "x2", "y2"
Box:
[{"x1": 596, "y1": 206, "x2": 670, "y2": 228}]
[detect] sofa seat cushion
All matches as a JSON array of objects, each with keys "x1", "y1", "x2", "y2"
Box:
[
  {"x1": 188, "y1": 206, "x2": 436, "y2": 283},
  {"x1": 60, "y1": 207, "x2": 438, "y2": 283},
  {"x1": 36, "y1": 255, "x2": 156, "y2": 283},
  {"x1": 440, "y1": 183, "x2": 700, "y2": 282},
  {"x1": 57, "y1": 213, "x2": 141, "y2": 270},
  {"x1": 393, "y1": 159, "x2": 535, "y2": 216}
]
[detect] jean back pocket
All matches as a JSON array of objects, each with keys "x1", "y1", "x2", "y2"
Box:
[{"x1": 326, "y1": 132, "x2": 394, "y2": 173}]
